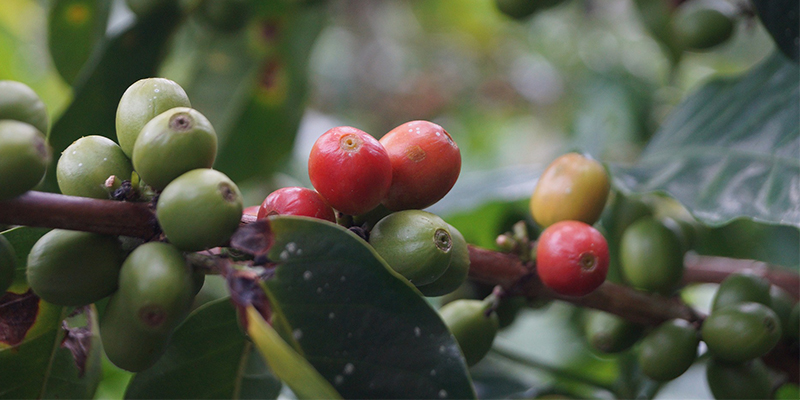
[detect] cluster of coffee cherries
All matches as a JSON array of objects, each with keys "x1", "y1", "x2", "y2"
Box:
[
  {"x1": 252, "y1": 121, "x2": 498, "y2": 366},
  {"x1": 254, "y1": 121, "x2": 468, "y2": 297},
  {"x1": 5, "y1": 77, "x2": 243, "y2": 372},
  {"x1": 517, "y1": 152, "x2": 798, "y2": 395}
]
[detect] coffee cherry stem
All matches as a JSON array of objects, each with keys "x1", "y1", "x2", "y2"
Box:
[{"x1": 1, "y1": 192, "x2": 798, "y2": 325}]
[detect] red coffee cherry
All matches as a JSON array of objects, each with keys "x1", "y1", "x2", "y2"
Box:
[
  {"x1": 379, "y1": 120, "x2": 461, "y2": 210},
  {"x1": 308, "y1": 126, "x2": 392, "y2": 216},
  {"x1": 257, "y1": 187, "x2": 336, "y2": 223},
  {"x1": 536, "y1": 220, "x2": 609, "y2": 296}
]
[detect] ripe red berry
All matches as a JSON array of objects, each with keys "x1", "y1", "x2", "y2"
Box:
[
  {"x1": 308, "y1": 126, "x2": 392, "y2": 216},
  {"x1": 536, "y1": 220, "x2": 609, "y2": 297},
  {"x1": 257, "y1": 187, "x2": 336, "y2": 223},
  {"x1": 379, "y1": 120, "x2": 461, "y2": 210}
]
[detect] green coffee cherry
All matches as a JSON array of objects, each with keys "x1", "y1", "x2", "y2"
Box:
[
  {"x1": 584, "y1": 310, "x2": 645, "y2": 354},
  {"x1": 100, "y1": 294, "x2": 171, "y2": 372},
  {"x1": 116, "y1": 77, "x2": 191, "y2": 159},
  {"x1": 711, "y1": 272, "x2": 771, "y2": 311},
  {"x1": 440, "y1": 299, "x2": 499, "y2": 367},
  {"x1": 619, "y1": 217, "x2": 684, "y2": 295},
  {"x1": 417, "y1": 223, "x2": 470, "y2": 297},
  {"x1": 701, "y1": 302, "x2": 781, "y2": 363},
  {"x1": 132, "y1": 107, "x2": 217, "y2": 190},
  {"x1": 768, "y1": 285, "x2": 796, "y2": 340},
  {"x1": 26, "y1": 230, "x2": 124, "y2": 306},
  {"x1": 0, "y1": 120, "x2": 51, "y2": 200},
  {"x1": 674, "y1": 2, "x2": 735, "y2": 51},
  {"x1": 0, "y1": 236, "x2": 15, "y2": 294},
  {"x1": 638, "y1": 319, "x2": 699, "y2": 381},
  {"x1": 0, "y1": 80, "x2": 49, "y2": 134},
  {"x1": 370, "y1": 210, "x2": 454, "y2": 286},
  {"x1": 156, "y1": 169, "x2": 243, "y2": 251},
  {"x1": 57, "y1": 136, "x2": 133, "y2": 199},
  {"x1": 706, "y1": 358, "x2": 771, "y2": 400},
  {"x1": 118, "y1": 242, "x2": 194, "y2": 333}
]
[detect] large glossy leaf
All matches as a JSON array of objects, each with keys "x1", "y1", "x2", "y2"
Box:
[
  {"x1": 246, "y1": 306, "x2": 341, "y2": 400},
  {"x1": 42, "y1": 4, "x2": 182, "y2": 192},
  {"x1": 1, "y1": 226, "x2": 50, "y2": 290},
  {"x1": 47, "y1": 0, "x2": 110, "y2": 85},
  {"x1": 126, "y1": 298, "x2": 282, "y2": 399},
  {"x1": 261, "y1": 216, "x2": 476, "y2": 399},
  {"x1": 752, "y1": 0, "x2": 799, "y2": 62},
  {"x1": 0, "y1": 301, "x2": 102, "y2": 399},
  {"x1": 611, "y1": 52, "x2": 800, "y2": 228}
]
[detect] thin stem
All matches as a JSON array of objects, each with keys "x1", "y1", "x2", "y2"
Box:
[{"x1": 490, "y1": 345, "x2": 618, "y2": 395}]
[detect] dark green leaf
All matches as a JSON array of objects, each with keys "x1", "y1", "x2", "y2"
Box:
[
  {"x1": 262, "y1": 216, "x2": 477, "y2": 399},
  {"x1": 47, "y1": 0, "x2": 110, "y2": 85},
  {"x1": 246, "y1": 306, "x2": 341, "y2": 400},
  {"x1": 1, "y1": 226, "x2": 50, "y2": 290},
  {"x1": 0, "y1": 301, "x2": 102, "y2": 399},
  {"x1": 126, "y1": 298, "x2": 282, "y2": 399},
  {"x1": 212, "y1": 5, "x2": 326, "y2": 182},
  {"x1": 611, "y1": 52, "x2": 800, "y2": 228},
  {"x1": 751, "y1": 0, "x2": 799, "y2": 62},
  {"x1": 42, "y1": 4, "x2": 182, "y2": 192}
]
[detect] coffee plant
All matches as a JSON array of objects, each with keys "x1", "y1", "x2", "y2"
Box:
[{"x1": 0, "y1": 0, "x2": 797, "y2": 399}]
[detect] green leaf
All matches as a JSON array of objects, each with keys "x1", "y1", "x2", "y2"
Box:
[
  {"x1": 0, "y1": 301, "x2": 102, "y2": 399},
  {"x1": 47, "y1": 0, "x2": 110, "y2": 85},
  {"x1": 126, "y1": 298, "x2": 282, "y2": 399},
  {"x1": 752, "y1": 0, "x2": 799, "y2": 62},
  {"x1": 261, "y1": 216, "x2": 477, "y2": 400},
  {"x1": 212, "y1": 5, "x2": 326, "y2": 182},
  {"x1": 611, "y1": 53, "x2": 800, "y2": 228},
  {"x1": 42, "y1": 4, "x2": 182, "y2": 193},
  {"x1": 1, "y1": 226, "x2": 50, "y2": 291},
  {"x1": 246, "y1": 306, "x2": 341, "y2": 400}
]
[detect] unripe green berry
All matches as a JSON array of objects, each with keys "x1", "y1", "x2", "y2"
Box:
[
  {"x1": 370, "y1": 210, "x2": 454, "y2": 286},
  {"x1": 440, "y1": 299, "x2": 499, "y2": 367},
  {"x1": 0, "y1": 120, "x2": 51, "y2": 200},
  {"x1": 57, "y1": 136, "x2": 133, "y2": 199},
  {"x1": 156, "y1": 169, "x2": 243, "y2": 251},
  {"x1": 417, "y1": 224, "x2": 470, "y2": 297},
  {"x1": 768, "y1": 285, "x2": 795, "y2": 340},
  {"x1": 638, "y1": 319, "x2": 699, "y2": 381},
  {"x1": 620, "y1": 217, "x2": 684, "y2": 295},
  {"x1": 116, "y1": 77, "x2": 191, "y2": 159},
  {"x1": 0, "y1": 80, "x2": 49, "y2": 134},
  {"x1": 711, "y1": 272, "x2": 771, "y2": 311},
  {"x1": 26, "y1": 230, "x2": 125, "y2": 306},
  {"x1": 702, "y1": 302, "x2": 782, "y2": 363},
  {"x1": 584, "y1": 310, "x2": 645, "y2": 354},
  {"x1": 132, "y1": 107, "x2": 217, "y2": 190},
  {"x1": 706, "y1": 358, "x2": 771, "y2": 400}
]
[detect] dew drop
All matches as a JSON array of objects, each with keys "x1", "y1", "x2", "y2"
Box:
[
  {"x1": 414, "y1": 327, "x2": 421, "y2": 337},
  {"x1": 316, "y1": 287, "x2": 323, "y2": 294},
  {"x1": 439, "y1": 389, "x2": 447, "y2": 398},
  {"x1": 154, "y1": 88, "x2": 160, "y2": 93},
  {"x1": 77, "y1": 163, "x2": 83, "y2": 167},
  {"x1": 334, "y1": 375, "x2": 344, "y2": 385},
  {"x1": 343, "y1": 363, "x2": 355, "y2": 375},
  {"x1": 430, "y1": 369, "x2": 437, "y2": 376},
  {"x1": 103, "y1": 157, "x2": 107, "y2": 161},
  {"x1": 292, "y1": 329, "x2": 303, "y2": 340},
  {"x1": 328, "y1": 312, "x2": 335, "y2": 319},
  {"x1": 303, "y1": 271, "x2": 313, "y2": 280},
  {"x1": 340, "y1": 276, "x2": 346, "y2": 282},
  {"x1": 286, "y1": 242, "x2": 297, "y2": 253},
  {"x1": 279, "y1": 250, "x2": 289, "y2": 260},
  {"x1": 438, "y1": 345, "x2": 446, "y2": 354},
  {"x1": 71, "y1": 151, "x2": 76, "y2": 154}
]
